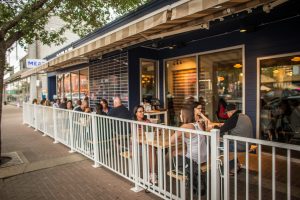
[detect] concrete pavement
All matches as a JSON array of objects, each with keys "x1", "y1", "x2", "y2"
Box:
[{"x1": 0, "y1": 105, "x2": 159, "y2": 200}]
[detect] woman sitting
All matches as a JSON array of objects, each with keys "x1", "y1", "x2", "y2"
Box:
[
  {"x1": 100, "y1": 98, "x2": 111, "y2": 114},
  {"x1": 95, "y1": 103, "x2": 105, "y2": 115},
  {"x1": 66, "y1": 100, "x2": 73, "y2": 110},
  {"x1": 133, "y1": 105, "x2": 157, "y2": 184},
  {"x1": 194, "y1": 101, "x2": 214, "y2": 131},
  {"x1": 170, "y1": 103, "x2": 207, "y2": 195}
]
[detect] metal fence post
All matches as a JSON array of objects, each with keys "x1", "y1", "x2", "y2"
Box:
[
  {"x1": 34, "y1": 104, "x2": 38, "y2": 131},
  {"x1": 210, "y1": 129, "x2": 220, "y2": 200},
  {"x1": 131, "y1": 123, "x2": 143, "y2": 192},
  {"x1": 22, "y1": 102, "x2": 26, "y2": 124},
  {"x1": 53, "y1": 108, "x2": 59, "y2": 143},
  {"x1": 28, "y1": 104, "x2": 32, "y2": 127},
  {"x1": 68, "y1": 110, "x2": 75, "y2": 153},
  {"x1": 223, "y1": 136, "x2": 230, "y2": 200},
  {"x1": 92, "y1": 113, "x2": 101, "y2": 168},
  {"x1": 42, "y1": 107, "x2": 47, "y2": 136}
]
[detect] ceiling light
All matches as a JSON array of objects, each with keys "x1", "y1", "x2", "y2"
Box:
[
  {"x1": 240, "y1": 29, "x2": 247, "y2": 33},
  {"x1": 233, "y1": 64, "x2": 242, "y2": 68},
  {"x1": 291, "y1": 56, "x2": 300, "y2": 62},
  {"x1": 218, "y1": 76, "x2": 225, "y2": 82}
]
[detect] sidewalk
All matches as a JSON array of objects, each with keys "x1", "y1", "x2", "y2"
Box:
[{"x1": 0, "y1": 105, "x2": 159, "y2": 200}]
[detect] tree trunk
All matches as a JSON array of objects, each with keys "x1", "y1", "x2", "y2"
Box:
[{"x1": 0, "y1": 43, "x2": 6, "y2": 163}]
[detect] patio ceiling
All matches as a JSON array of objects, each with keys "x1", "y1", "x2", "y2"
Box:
[{"x1": 21, "y1": 0, "x2": 274, "y2": 78}]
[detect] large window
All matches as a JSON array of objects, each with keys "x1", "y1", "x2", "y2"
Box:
[
  {"x1": 199, "y1": 48, "x2": 243, "y2": 121},
  {"x1": 56, "y1": 68, "x2": 89, "y2": 100},
  {"x1": 165, "y1": 48, "x2": 243, "y2": 126},
  {"x1": 64, "y1": 73, "x2": 71, "y2": 99},
  {"x1": 79, "y1": 69, "x2": 89, "y2": 100},
  {"x1": 140, "y1": 59, "x2": 158, "y2": 102},
  {"x1": 71, "y1": 72, "x2": 79, "y2": 101},
  {"x1": 259, "y1": 54, "x2": 300, "y2": 144}
]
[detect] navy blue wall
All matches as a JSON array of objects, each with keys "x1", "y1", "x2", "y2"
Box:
[
  {"x1": 127, "y1": 3, "x2": 300, "y2": 135},
  {"x1": 48, "y1": 76, "x2": 56, "y2": 101},
  {"x1": 128, "y1": 47, "x2": 158, "y2": 111}
]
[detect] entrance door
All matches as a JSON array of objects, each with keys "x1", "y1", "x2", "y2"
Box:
[
  {"x1": 199, "y1": 48, "x2": 243, "y2": 121},
  {"x1": 140, "y1": 59, "x2": 158, "y2": 103}
]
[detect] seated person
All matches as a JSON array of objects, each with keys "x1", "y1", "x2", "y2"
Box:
[
  {"x1": 194, "y1": 101, "x2": 215, "y2": 131},
  {"x1": 95, "y1": 103, "x2": 106, "y2": 115},
  {"x1": 170, "y1": 104, "x2": 207, "y2": 195},
  {"x1": 220, "y1": 104, "x2": 253, "y2": 151},
  {"x1": 220, "y1": 103, "x2": 253, "y2": 173},
  {"x1": 74, "y1": 100, "x2": 88, "y2": 112},
  {"x1": 100, "y1": 98, "x2": 111, "y2": 114},
  {"x1": 108, "y1": 97, "x2": 131, "y2": 120},
  {"x1": 216, "y1": 98, "x2": 229, "y2": 120},
  {"x1": 133, "y1": 105, "x2": 157, "y2": 184}
]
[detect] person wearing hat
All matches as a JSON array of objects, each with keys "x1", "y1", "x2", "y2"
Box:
[{"x1": 220, "y1": 103, "x2": 253, "y2": 152}]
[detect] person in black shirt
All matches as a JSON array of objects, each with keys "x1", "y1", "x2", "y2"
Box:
[
  {"x1": 59, "y1": 97, "x2": 68, "y2": 109},
  {"x1": 74, "y1": 100, "x2": 88, "y2": 112},
  {"x1": 108, "y1": 97, "x2": 131, "y2": 119}
]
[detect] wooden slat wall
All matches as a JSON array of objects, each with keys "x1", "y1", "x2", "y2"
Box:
[{"x1": 172, "y1": 68, "x2": 197, "y2": 117}]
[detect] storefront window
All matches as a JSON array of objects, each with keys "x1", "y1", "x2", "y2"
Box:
[
  {"x1": 57, "y1": 74, "x2": 63, "y2": 99},
  {"x1": 166, "y1": 57, "x2": 197, "y2": 126},
  {"x1": 56, "y1": 68, "x2": 89, "y2": 101},
  {"x1": 79, "y1": 69, "x2": 89, "y2": 99},
  {"x1": 259, "y1": 54, "x2": 300, "y2": 144},
  {"x1": 63, "y1": 73, "x2": 71, "y2": 99},
  {"x1": 71, "y1": 72, "x2": 79, "y2": 101},
  {"x1": 140, "y1": 59, "x2": 157, "y2": 102},
  {"x1": 199, "y1": 48, "x2": 243, "y2": 121}
]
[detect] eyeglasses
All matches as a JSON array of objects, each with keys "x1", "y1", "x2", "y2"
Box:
[
  {"x1": 196, "y1": 107, "x2": 202, "y2": 109},
  {"x1": 137, "y1": 110, "x2": 144, "y2": 113}
]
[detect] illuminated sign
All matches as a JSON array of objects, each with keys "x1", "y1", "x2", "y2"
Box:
[{"x1": 26, "y1": 59, "x2": 46, "y2": 68}]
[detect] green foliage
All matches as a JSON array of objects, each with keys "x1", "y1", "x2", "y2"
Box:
[{"x1": 0, "y1": 0, "x2": 149, "y2": 49}]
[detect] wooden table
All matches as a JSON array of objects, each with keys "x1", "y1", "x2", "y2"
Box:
[{"x1": 144, "y1": 110, "x2": 168, "y2": 125}]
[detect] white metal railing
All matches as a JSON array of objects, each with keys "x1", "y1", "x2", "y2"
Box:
[
  {"x1": 22, "y1": 102, "x2": 222, "y2": 200},
  {"x1": 23, "y1": 103, "x2": 300, "y2": 199},
  {"x1": 223, "y1": 135, "x2": 300, "y2": 200}
]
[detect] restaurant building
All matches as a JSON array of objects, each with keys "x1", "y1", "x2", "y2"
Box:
[{"x1": 22, "y1": 0, "x2": 300, "y2": 143}]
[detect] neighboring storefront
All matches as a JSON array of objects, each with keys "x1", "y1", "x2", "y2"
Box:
[{"x1": 5, "y1": 77, "x2": 30, "y2": 105}]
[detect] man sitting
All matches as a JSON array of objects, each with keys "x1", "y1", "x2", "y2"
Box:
[
  {"x1": 74, "y1": 100, "x2": 88, "y2": 112},
  {"x1": 220, "y1": 104, "x2": 253, "y2": 174},
  {"x1": 220, "y1": 104, "x2": 253, "y2": 151},
  {"x1": 108, "y1": 97, "x2": 131, "y2": 120}
]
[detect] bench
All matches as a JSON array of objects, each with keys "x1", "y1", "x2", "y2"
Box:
[{"x1": 167, "y1": 162, "x2": 208, "y2": 198}]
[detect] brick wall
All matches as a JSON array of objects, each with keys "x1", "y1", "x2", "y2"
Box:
[{"x1": 89, "y1": 52, "x2": 129, "y2": 109}]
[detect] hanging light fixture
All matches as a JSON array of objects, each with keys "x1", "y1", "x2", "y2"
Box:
[{"x1": 233, "y1": 63, "x2": 242, "y2": 68}]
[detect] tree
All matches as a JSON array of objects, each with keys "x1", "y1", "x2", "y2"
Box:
[{"x1": 0, "y1": 0, "x2": 147, "y2": 163}]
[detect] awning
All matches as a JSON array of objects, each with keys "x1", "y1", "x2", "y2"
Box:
[{"x1": 21, "y1": 0, "x2": 273, "y2": 78}]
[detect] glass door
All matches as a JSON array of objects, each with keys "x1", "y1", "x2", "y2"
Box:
[
  {"x1": 140, "y1": 59, "x2": 158, "y2": 103},
  {"x1": 199, "y1": 48, "x2": 243, "y2": 121}
]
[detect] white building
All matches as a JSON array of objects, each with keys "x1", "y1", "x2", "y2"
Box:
[{"x1": 4, "y1": 16, "x2": 80, "y2": 105}]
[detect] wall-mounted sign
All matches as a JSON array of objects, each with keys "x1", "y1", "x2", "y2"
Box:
[{"x1": 26, "y1": 59, "x2": 46, "y2": 68}]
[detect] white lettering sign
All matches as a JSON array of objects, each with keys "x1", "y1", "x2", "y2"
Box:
[{"x1": 26, "y1": 59, "x2": 47, "y2": 68}]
